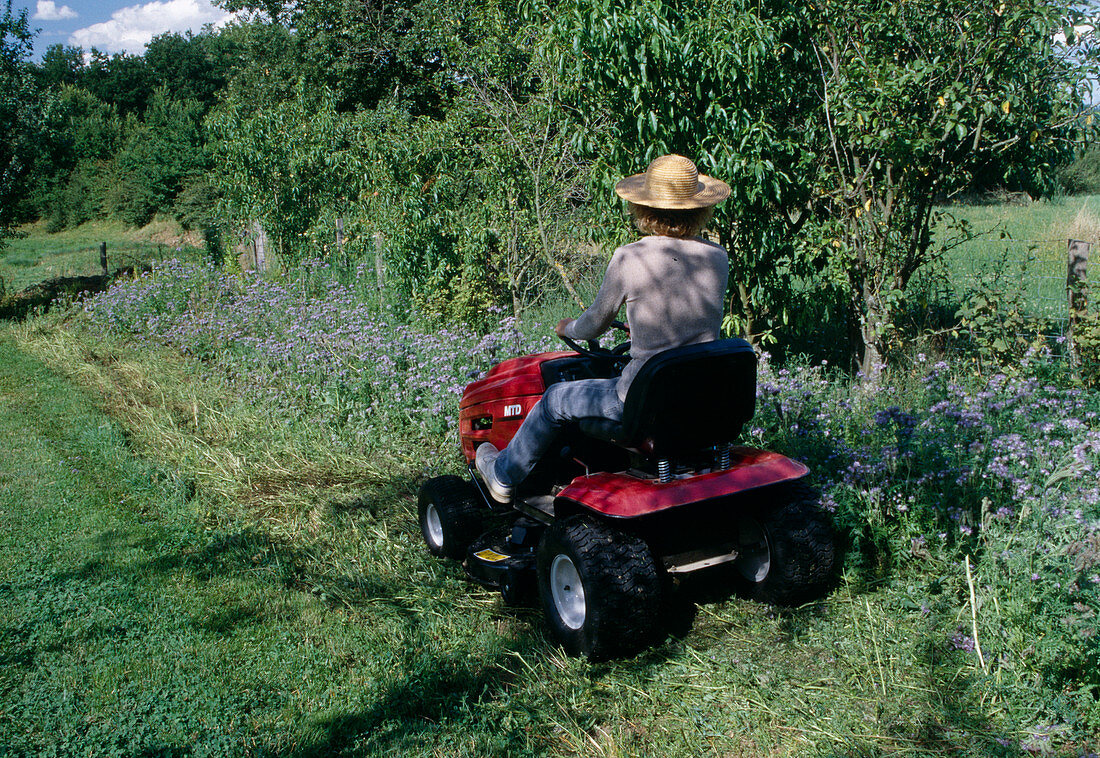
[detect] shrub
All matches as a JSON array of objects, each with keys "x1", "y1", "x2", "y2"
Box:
[
  {"x1": 954, "y1": 269, "x2": 1035, "y2": 371},
  {"x1": 44, "y1": 161, "x2": 105, "y2": 231},
  {"x1": 172, "y1": 173, "x2": 221, "y2": 231},
  {"x1": 1060, "y1": 144, "x2": 1100, "y2": 195}
]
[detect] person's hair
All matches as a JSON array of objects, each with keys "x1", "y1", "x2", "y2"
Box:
[{"x1": 628, "y1": 202, "x2": 713, "y2": 239}]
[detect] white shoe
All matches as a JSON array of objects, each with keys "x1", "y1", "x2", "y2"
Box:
[{"x1": 475, "y1": 443, "x2": 513, "y2": 504}]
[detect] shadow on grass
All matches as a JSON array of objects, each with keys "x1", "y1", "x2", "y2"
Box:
[
  {"x1": 288, "y1": 641, "x2": 535, "y2": 756},
  {"x1": 906, "y1": 636, "x2": 1015, "y2": 756},
  {"x1": 12, "y1": 501, "x2": 1024, "y2": 755},
  {"x1": 195, "y1": 599, "x2": 266, "y2": 634},
  {"x1": 47, "y1": 557, "x2": 109, "y2": 584},
  {"x1": 21, "y1": 454, "x2": 1018, "y2": 755},
  {"x1": 286, "y1": 609, "x2": 692, "y2": 756},
  {"x1": 5, "y1": 504, "x2": 551, "y2": 752},
  {"x1": 0, "y1": 633, "x2": 35, "y2": 668}
]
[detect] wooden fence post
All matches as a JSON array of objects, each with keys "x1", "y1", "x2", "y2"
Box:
[
  {"x1": 373, "y1": 232, "x2": 385, "y2": 307},
  {"x1": 99, "y1": 242, "x2": 107, "y2": 275},
  {"x1": 252, "y1": 221, "x2": 267, "y2": 274},
  {"x1": 1067, "y1": 238, "x2": 1091, "y2": 357},
  {"x1": 336, "y1": 217, "x2": 345, "y2": 266}
]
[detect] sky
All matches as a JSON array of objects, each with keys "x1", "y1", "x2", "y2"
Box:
[{"x1": 15, "y1": 0, "x2": 238, "y2": 58}]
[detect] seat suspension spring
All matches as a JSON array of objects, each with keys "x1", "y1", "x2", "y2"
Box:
[
  {"x1": 716, "y1": 442, "x2": 732, "y2": 470},
  {"x1": 657, "y1": 459, "x2": 672, "y2": 483}
]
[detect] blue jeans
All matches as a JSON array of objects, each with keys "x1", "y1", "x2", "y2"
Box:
[{"x1": 494, "y1": 378, "x2": 624, "y2": 487}]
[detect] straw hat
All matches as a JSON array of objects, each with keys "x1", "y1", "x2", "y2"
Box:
[{"x1": 614, "y1": 154, "x2": 730, "y2": 210}]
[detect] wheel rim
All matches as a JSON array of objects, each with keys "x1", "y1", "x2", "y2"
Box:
[
  {"x1": 735, "y1": 516, "x2": 771, "y2": 583},
  {"x1": 424, "y1": 502, "x2": 444, "y2": 549},
  {"x1": 550, "y1": 554, "x2": 586, "y2": 630}
]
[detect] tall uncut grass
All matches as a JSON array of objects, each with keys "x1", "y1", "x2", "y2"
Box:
[
  {"x1": 83, "y1": 259, "x2": 557, "y2": 454},
  {"x1": 935, "y1": 195, "x2": 1100, "y2": 320}
]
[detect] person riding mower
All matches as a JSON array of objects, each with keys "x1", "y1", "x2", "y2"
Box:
[{"x1": 417, "y1": 155, "x2": 836, "y2": 659}]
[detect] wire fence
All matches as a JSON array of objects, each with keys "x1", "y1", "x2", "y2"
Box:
[
  {"x1": 918, "y1": 232, "x2": 1100, "y2": 376},
  {"x1": 934, "y1": 235, "x2": 1088, "y2": 345},
  {"x1": 0, "y1": 241, "x2": 190, "y2": 294}
]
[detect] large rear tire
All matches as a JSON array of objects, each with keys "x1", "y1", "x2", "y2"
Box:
[
  {"x1": 735, "y1": 481, "x2": 836, "y2": 606},
  {"x1": 418, "y1": 476, "x2": 484, "y2": 560},
  {"x1": 536, "y1": 516, "x2": 663, "y2": 660}
]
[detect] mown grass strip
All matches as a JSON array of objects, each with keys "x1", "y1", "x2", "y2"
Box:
[{"x1": 0, "y1": 335, "x2": 544, "y2": 756}]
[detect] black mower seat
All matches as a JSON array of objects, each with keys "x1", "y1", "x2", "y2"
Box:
[{"x1": 578, "y1": 338, "x2": 757, "y2": 459}]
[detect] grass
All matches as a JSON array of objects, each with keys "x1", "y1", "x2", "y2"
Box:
[
  {"x1": 0, "y1": 330, "x2": 538, "y2": 755},
  {"x1": 934, "y1": 194, "x2": 1100, "y2": 319},
  {"x1": 3, "y1": 198, "x2": 1099, "y2": 754},
  {"x1": 2, "y1": 316, "x2": 1088, "y2": 756},
  {"x1": 0, "y1": 217, "x2": 203, "y2": 294}
]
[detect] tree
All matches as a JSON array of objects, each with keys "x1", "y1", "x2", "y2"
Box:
[
  {"x1": 1061, "y1": 142, "x2": 1100, "y2": 194},
  {"x1": 357, "y1": 3, "x2": 591, "y2": 319},
  {"x1": 215, "y1": 0, "x2": 440, "y2": 112},
  {"x1": 144, "y1": 30, "x2": 238, "y2": 111},
  {"x1": 208, "y1": 82, "x2": 353, "y2": 268},
  {"x1": 35, "y1": 86, "x2": 123, "y2": 229},
  {"x1": 206, "y1": 0, "x2": 585, "y2": 318},
  {"x1": 805, "y1": 0, "x2": 1098, "y2": 375},
  {"x1": 550, "y1": 0, "x2": 1098, "y2": 372},
  {"x1": 549, "y1": 0, "x2": 831, "y2": 345},
  {"x1": 82, "y1": 48, "x2": 154, "y2": 115},
  {"x1": 23, "y1": 26, "x2": 239, "y2": 232},
  {"x1": 0, "y1": 0, "x2": 43, "y2": 245},
  {"x1": 37, "y1": 43, "x2": 84, "y2": 89},
  {"x1": 460, "y1": 71, "x2": 591, "y2": 314},
  {"x1": 104, "y1": 89, "x2": 207, "y2": 226}
]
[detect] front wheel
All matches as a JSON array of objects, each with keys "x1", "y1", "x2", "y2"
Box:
[
  {"x1": 735, "y1": 482, "x2": 836, "y2": 606},
  {"x1": 536, "y1": 516, "x2": 663, "y2": 660},
  {"x1": 418, "y1": 476, "x2": 484, "y2": 560}
]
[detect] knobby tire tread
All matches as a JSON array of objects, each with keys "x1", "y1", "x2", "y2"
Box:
[
  {"x1": 550, "y1": 517, "x2": 663, "y2": 660},
  {"x1": 419, "y1": 475, "x2": 484, "y2": 560},
  {"x1": 753, "y1": 480, "x2": 836, "y2": 606}
]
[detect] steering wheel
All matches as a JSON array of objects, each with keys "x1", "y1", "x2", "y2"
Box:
[{"x1": 560, "y1": 320, "x2": 631, "y2": 363}]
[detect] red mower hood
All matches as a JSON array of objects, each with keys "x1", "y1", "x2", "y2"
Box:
[{"x1": 460, "y1": 351, "x2": 574, "y2": 410}]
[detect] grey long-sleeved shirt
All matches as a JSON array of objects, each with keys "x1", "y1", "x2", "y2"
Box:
[{"x1": 565, "y1": 235, "x2": 729, "y2": 401}]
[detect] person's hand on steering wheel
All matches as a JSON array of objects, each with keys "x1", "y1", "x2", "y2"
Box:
[{"x1": 557, "y1": 319, "x2": 630, "y2": 362}]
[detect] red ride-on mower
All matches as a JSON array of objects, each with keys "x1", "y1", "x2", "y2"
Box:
[{"x1": 417, "y1": 325, "x2": 836, "y2": 659}]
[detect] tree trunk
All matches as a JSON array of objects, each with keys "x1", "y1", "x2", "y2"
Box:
[
  {"x1": 859, "y1": 285, "x2": 885, "y2": 381},
  {"x1": 736, "y1": 282, "x2": 756, "y2": 344},
  {"x1": 252, "y1": 221, "x2": 267, "y2": 274},
  {"x1": 532, "y1": 193, "x2": 585, "y2": 310}
]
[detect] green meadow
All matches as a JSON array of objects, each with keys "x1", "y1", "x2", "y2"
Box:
[
  {"x1": 2, "y1": 192, "x2": 1099, "y2": 753},
  {"x1": 0, "y1": 218, "x2": 202, "y2": 294},
  {"x1": 3, "y1": 326, "x2": 1077, "y2": 757},
  {"x1": 935, "y1": 194, "x2": 1100, "y2": 320}
]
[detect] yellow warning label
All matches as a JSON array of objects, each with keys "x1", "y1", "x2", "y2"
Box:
[{"x1": 474, "y1": 548, "x2": 509, "y2": 563}]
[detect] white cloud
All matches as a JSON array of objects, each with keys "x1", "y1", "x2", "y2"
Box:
[
  {"x1": 1054, "y1": 24, "x2": 1096, "y2": 46},
  {"x1": 68, "y1": 0, "x2": 233, "y2": 55},
  {"x1": 33, "y1": 1, "x2": 77, "y2": 21}
]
